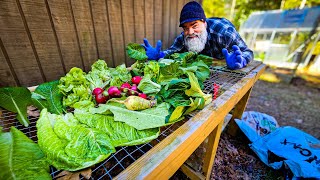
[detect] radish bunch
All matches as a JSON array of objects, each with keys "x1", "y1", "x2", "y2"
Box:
[
  {"x1": 92, "y1": 76, "x2": 148, "y2": 105},
  {"x1": 92, "y1": 87, "x2": 109, "y2": 104}
]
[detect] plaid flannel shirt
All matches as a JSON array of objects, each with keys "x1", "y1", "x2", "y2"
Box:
[{"x1": 163, "y1": 18, "x2": 253, "y2": 63}]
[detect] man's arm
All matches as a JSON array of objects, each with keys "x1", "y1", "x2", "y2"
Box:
[{"x1": 163, "y1": 34, "x2": 185, "y2": 56}]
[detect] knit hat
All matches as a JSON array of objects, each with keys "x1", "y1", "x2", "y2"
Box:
[{"x1": 179, "y1": 1, "x2": 206, "y2": 27}]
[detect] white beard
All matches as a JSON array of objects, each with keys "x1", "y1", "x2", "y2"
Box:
[{"x1": 184, "y1": 29, "x2": 208, "y2": 53}]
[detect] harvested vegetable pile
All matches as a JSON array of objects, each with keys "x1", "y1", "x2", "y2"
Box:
[{"x1": 0, "y1": 43, "x2": 215, "y2": 178}]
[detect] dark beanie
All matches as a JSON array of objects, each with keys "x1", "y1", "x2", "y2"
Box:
[{"x1": 179, "y1": 1, "x2": 206, "y2": 27}]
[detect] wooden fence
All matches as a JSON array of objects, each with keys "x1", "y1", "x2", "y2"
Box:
[{"x1": 0, "y1": 0, "x2": 201, "y2": 87}]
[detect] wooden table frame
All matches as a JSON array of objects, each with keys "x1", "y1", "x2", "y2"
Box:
[{"x1": 115, "y1": 62, "x2": 266, "y2": 180}]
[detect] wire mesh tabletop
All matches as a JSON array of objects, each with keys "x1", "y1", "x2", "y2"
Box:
[{"x1": 0, "y1": 65, "x2": 248, "y2": 179}]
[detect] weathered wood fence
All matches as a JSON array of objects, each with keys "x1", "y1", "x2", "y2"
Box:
[{"x1": 0, "y1": 0, "x2": 201, "y2": 87}]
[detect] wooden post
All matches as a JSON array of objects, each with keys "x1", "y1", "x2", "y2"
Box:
[
  {"x1": 202, "y1": 120, "x2": 224, "y2": 179},
  {"x1": 227, "y1": 87, "x2": 253, "y2": 136}
]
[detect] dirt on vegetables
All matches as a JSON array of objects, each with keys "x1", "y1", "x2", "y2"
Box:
[{"x1": 171, "y1": 66, "x2": 320, "y2": 179}]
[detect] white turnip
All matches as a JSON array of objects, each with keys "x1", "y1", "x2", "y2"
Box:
[{"x1": 110, "y1": 96, "x2": 156, "y2": 110}]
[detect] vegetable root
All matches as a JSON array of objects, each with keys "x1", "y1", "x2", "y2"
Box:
[{"x1": 110, "y1": 96, "x2": 156, "y2": 110}]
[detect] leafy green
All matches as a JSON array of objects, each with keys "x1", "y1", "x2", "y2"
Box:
[
  {"x1": 144, "y1": 61, "x2": 160, "y2": 80},
  {"x1": 169, "y1": 52, "x2": 197, "y2": 66},
  {"x1": 168, "y1": 106, "x2": 186, "y2": 122},
  {"x1": 58, "y1": 67, "x2": 92, "y2": 108},
  {"x1": 130, "y1": 61, "x2": 145, "y2": 77},
  {"x1": 31, "y1": 80, "x2": 65, "y2": 114},
  {"x1": 185, "y1": 72, "x2": 212, "y2": 105},
  {"x1": 0, "y1": 87, "x2": 31, "y2": 127},
  {"x1": 74, "y1": 108, "x2": 160, "y2": 146},
  {"x1": 137, "y1": 78, "x2": 161, "y2": 95},
  {"x1": 191, "y1": 61, "x2": 210, "y2": 82},
  {"x1": 168, "y1": 97, "x2": 204, "y2": 122},
  {"x1": 0, "y1": 127, "x2": 51, "y2": 179},
  {"x1": 157, "y1": 62, "x2": 182, "y2": 84},
  {"x1": 110, "y1": 64, "x2": 132, "y2": 87},
  {"x1": 86, "y1": 59, "x2": 111, "y2": 90},
  {"x1": 93, "y1": 103, "x2": 170, "y2": 130},
  {"x1": 195, "y1": 54, "x2": 213, "y2": 66},
  {"x1": 126, "y1": 43, "x2": 148, "y2": 61},
  {"x1": 37, "y1": 109, "x2": 115, "y2": 171},
  {"x1": 160, "y1": 79, "x2": 190, "y2": 99}
]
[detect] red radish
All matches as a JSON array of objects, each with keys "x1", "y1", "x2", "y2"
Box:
[
  {"x1": 107, "y1": 86, "x2": 121, "y2": 97},
  {"x1": 95, "y1": 93, "x2": 108, "y2": 104},
  {"x1": 131, "y1": 84, "x2": 138, "y2": 91},
  {"x1": 120, "y1": 82, "x2": 131, "y2": 92},
  {"x1": 92, "y1": 87, "x2": 104, "y2": 95},
  {"x1": 138, "y1": 93, "x2": 147, "y2": 99},
  {"x1": 131, "y1": 76, "x2": 143, "y2": 85}
]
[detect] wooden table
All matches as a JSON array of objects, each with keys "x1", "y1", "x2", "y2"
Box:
[{"x1": 114, "y1": 61, "x2": 266, "y2": 180}]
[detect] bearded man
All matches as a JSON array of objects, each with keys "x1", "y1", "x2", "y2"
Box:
[{"x1": 142, "y1": 1, "x2": 253, "y2": 70}]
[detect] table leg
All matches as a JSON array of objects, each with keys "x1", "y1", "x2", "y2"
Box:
[
  {"x1": 202, "y1": 120, "x2": 224, "y2": 179},
  {"x1": 227, "y1": 88, "x2": 253, "y2": 136}
]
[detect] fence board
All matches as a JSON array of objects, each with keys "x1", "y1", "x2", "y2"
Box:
[
  {"x1": 0, "y1": 0, "x2": 43, "y2": 86},
  {"x1": 0, "y1": 41, "x2": 17, "y2": 87},
  {"x1": 20, "y1": 0, "x2": 65, "y2": 81},
  {"x1": 145, "y1": 0, "x2": 154, "y2": 47},
  {"x1": 162, "y1": 0, "x2": 170, "y2": 49},
  {"x1": 0, "y1": 0, "x2": 204, "y2": 86},
  {"x1": 71, "y1": 0, "x2": 98, "y2": 71},
  {"x1": 176, "y1": 0, "x2": 184, "y2": 35},
  {"x1": 154, "y1": 0, "x2": 163, "y2": 46},
  {"x1": 107, "y1": 0, "x2": 125, "y2": 66},
  {"x1": 47, "y1": 0, "x2": 83, "y2": 72},
  {"x1": 169, "y1": 0, "x2": 178, "y2": 47},
  {"x1": 90, "y1": 0, "x2": 114, "y2": 67},
  {"x1": 121, "y1": 0, "x2": 135, "y2": 65},
  {"x1": 134, "y1": 0, "x2": 145, "y2": 45}
]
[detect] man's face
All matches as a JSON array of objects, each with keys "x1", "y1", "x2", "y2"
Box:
[{"x1": 182, "y1": 20, "x2": 208, "y2": 53}]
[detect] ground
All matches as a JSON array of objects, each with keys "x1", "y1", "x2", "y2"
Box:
[{"x1": 172, "y1": 66, "x2": 320, "y2": 179}]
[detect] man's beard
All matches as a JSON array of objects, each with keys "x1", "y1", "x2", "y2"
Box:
[{"x1": 184, "y1": 29, "x2": 208, "y2": 53}]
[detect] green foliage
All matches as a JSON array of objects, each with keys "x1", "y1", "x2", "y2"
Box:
[
  {"x1": 92, "y1": 103, "x2": 169, "y2": 130},
  {"x1": 202, "y1": 0, "x2": 320, "y2": 30},
  {"x1": 233, "y1": 0, "x2": 282, "y2": 29},
  {"x1": 0, "y1": 87, "x2": 31, "y2": 127},
  {"x1": 283, "y1": 0, "x2": 320, "y2": 9},
  {"x1": 86, "y1": 59, "x2": 111, "y2": 90},
  {"x1": 138, "y1": 78, "x2": 161, "y2": 95},
  {"x1": 58, "y1": 67, "x2": 92, "y2": 108},
  {"x1": 0, "y1": 127, "x2": 51, "y2": 179},
  {"x1": 110, "y1": 64, "x2": 132, "y2": 87},
  {"x1": 31, "y1": 80, "x2": 65, "y2": 115},
  {"x1": 202, "y1": 0, "x2": 226, "y2": 18},
  {"x1": 126, "y1": 43, "x2": 148, "y2": 61},
  {"x1": 37, "y1": 109, "x2": 116, "y2": 171}
]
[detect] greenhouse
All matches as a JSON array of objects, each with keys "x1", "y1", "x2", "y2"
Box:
[{"x1": 240, "y1": 6, "x2": 320, "y2": 70}]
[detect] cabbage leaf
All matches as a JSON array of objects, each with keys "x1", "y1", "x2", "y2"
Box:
[
  {"x1": 0, "y1": 127, "x2": 51, "y2": 179},
  {"x1": 31, "y1": 80, "x2": 65, "y2": 115},
  {"x1": 37, "y1": 109, "x2": 115, "y2": 171},
  {"x1": 91, "y1": 103, "x2": 169, "y2": 130},
  {"x1": 74, "y1": 108, "x2": 160, "y2": 146},
  {"x1": 126, "y1": 43, "x2": 148, "y2": 61},
  {"x1": 0, "y1": 87, "x2": 31, "y2": 127}
]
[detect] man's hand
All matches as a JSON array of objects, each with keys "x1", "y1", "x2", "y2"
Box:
[
  {"x1": 222, "y1": 45, "x2": 247, "y2": 70},
  {"x1": 142, "y1": 38, "x2": 165, "y2": 60}
]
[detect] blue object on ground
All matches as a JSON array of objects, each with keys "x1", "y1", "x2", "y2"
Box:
[
  {"x1": 235, "y1": 111, "x2": 279, "y2": 142},
  {"x1": 235, "y1": 111, "x2": 320, "y2": 178}
]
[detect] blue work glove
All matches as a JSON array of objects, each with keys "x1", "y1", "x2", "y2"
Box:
[
  {"x1": 142, "y1": 38, "x2": 165, "y2": 60},
  {"x1": 222, "y1": 45, "x2": 247, "y2": 70}
]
